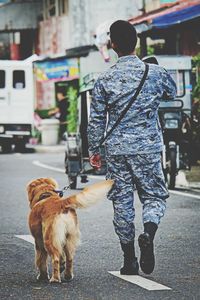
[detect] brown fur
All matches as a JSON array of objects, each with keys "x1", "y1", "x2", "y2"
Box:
[{"x1": 27, "y1": 177, "x2": 113, "y2": 283}]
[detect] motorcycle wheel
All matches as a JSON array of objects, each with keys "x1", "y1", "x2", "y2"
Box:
[
  {"x1": 168, "y1": 148, "x2": 176, "y2": 189},
  {"x1": 68, "y1": 176, "x2": 77, "y2": 189}
]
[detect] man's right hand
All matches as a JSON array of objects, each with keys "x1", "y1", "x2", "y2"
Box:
[{"x1": 89, "y1": 154, "x2": 102, "y2": 170}]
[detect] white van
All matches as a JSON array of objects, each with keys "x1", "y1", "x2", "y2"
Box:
[{"x1": 0, "y1": 60, "x2": 34, "y2": 152}]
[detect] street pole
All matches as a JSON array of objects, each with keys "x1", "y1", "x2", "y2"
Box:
[
  {"x1": 140, "y1": 0, "x2": 147, "y2": 58},
  {"x1": 142, "y1": 0, "x2": 146, "y2": 13}
]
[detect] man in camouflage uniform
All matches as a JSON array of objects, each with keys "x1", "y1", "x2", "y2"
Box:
[{"x1": 87, "y1": 20, "x2": 176, "y2": 275}]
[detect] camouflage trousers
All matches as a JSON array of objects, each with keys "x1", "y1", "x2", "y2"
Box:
[{"x1": 106, "y1": 153, "x2": 169, "y2": 244}]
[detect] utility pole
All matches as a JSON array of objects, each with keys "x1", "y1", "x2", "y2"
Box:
[
  {"x1": 139, "y1": 0, "x2": 146, "y2": 14},
  {"x1": 142, "y1": 0, "x2": 146, "y2": 13},
  {"x1": 139, "y1": 0, "x2": 147, "y2": 58}
]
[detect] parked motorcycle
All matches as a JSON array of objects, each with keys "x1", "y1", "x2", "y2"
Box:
[
  {"x1": 64, "y1": 73, "x2": 106, "y2": 189},
  {"x1": 159, "y1": 99, "x2": 192, "y2": 189}
]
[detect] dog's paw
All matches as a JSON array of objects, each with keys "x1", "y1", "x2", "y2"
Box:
[
  {"x1": 49, "y1": 277, "x2": 61, "y2": 284},
  {"x1": 64, "y1": 273, "x2": 74, "y2": 282},
  {"x1": 37, "y1": 273, "x2": 50, "y2": 282}
]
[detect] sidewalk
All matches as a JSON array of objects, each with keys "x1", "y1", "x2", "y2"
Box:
[
  {"x1": 185, "y1": 165, "x2": 200, "y2": 189},
  {"x1": 27, "y1": 143, "x2": 66, "y2": 153}
]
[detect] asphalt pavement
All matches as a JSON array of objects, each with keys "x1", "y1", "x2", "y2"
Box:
[{"x1": 0, "y1": 149, "x2": 200, "y2": 300}]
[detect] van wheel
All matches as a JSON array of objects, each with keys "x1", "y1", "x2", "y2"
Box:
[
  {"x1": 15, "y1": 141, "x2": 26, "y2": 153},
  {"x1": 1, "y1": 143, "x2": 12, "y2": 153}
]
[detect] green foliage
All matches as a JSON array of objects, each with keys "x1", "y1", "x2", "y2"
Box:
[
  {"x1": 192, "y1": 52, "x2": 200, "y2": 66},
  {"x1": 34, "y1": 109, "x2": 51, "y2": 119},
  {"x1": 67, "y1": 86, "x2": 78, "y2": 133},
  {"x1": 136, "y1": 47, "x2": 141, "y2": 57},
  {"x1": 193, "y1": 80, "x2": 200, "y2": 104},
  {"x1": 136, "y1": 44, "x2": 159, "y2": 58},
  {"x1": 192, "y1": 53, "x2": 200, "y2": 111},
  {"x1": 147, "y1": 45, "x2": 155, "y2": 56}
]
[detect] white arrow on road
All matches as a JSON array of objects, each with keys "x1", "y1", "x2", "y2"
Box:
[
  {"x1": 15, "y1": 234, "x2": 172, "y2": 291},
  {"x1": 108, "y1": 271, "x2": 171, "y2": 291},
  {"x1": 15, "y1": 234, "x2": 34, "y2": 245}
]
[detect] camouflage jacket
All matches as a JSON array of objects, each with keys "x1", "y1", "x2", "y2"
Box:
[{"x1": 87, "y1": 55, "x2": 177, "y2": 156}]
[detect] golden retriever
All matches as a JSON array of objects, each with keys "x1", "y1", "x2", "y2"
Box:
[{"x1": 27, "y1": 178, "x2": 113, "y2": 283}]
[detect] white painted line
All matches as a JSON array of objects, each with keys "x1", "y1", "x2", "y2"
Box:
[
  {"x1": 31, "y1": 161, "x2": 200, "y2": 197},
  {"x1": 169, "y1": 190, "x2": 200, "y2": 200},
  {"x1": 16, "y1": 236, "x2": 171, "y2": 291},
  {"x1": 87, "y1": 175, "x2": 104, "y2": 180},
  {"x1": 15, "y1": 235, "x2": 35, "y2": 245},
  {"x1": 32, "y1": 160, "x2": 103, "y2": 181},
  {"x1": 15, "y1": 234, "x2": 86, "y2": 246},
  {"x1": 108, "y1": 271, "x2": 171, "y2": 291},
  {"x1": 33, "y1": 160, "x2": 65, "y2": 173}
]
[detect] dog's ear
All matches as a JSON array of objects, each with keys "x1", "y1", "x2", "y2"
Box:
[
  {"x1": 26, "y1": 178, "x2": 42, "y2": 191},
  {"x1": 26, "y1": 179, "x2": 37, "y2": 206},
  {"x1": 26, "y1": 178, "x2": 59, "y2": 208},
  {"x1": 43, "y1": 178, "x2": 58, "y2": 189},
  {"x1": 27, "y1": 178, "x2": 58, "y2": 191}
]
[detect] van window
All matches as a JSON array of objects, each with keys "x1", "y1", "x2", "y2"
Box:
[
  {"x1": 13, "y1": 70, "x2": 25, "y2": 89},
  {"x1": 0, "y1": 70, "x2": 5, "y2": 88}
]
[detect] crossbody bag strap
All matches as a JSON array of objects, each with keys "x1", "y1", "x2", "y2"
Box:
[{"x1": 99, "y1": 63, "x2": 149, "y2": 147}]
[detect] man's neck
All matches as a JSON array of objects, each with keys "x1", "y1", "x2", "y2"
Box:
[{"x1": 118, "y1": 51, "x2": 135, "y2": 58}]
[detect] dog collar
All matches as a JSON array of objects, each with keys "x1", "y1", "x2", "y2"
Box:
[{"x1": 38, "y1": 192, "x2": 54, "y2": 201}]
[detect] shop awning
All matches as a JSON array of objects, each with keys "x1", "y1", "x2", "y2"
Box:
[
  {"x1": 152, "y1": 3, "x2": 200, "y2": 29},
  {"x1": 129, "y1": 0, "x2": 200, "y2": 33}
]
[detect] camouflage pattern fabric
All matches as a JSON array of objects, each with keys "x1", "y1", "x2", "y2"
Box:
[
  {"x1": 87, "y1": 55, "x2": 177, "y2": 156},
  {"x1": 106, "y1": 153, "x2": 168, "y2": 243},
  {"x1": 87, "y1": 55, "x2": 176, "y2": 243}
]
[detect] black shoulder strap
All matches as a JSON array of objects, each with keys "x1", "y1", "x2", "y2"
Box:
[{"x1": 99, "y1": 63, "x2": 149, "y2": 147}]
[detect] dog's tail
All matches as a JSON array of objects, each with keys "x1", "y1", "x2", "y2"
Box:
[{"x1": 63, "y1": 180, "x2": 114, "y2": 209}]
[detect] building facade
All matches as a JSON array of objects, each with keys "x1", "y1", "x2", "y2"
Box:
[
  {"x1": 0, "y1": 0, "x2": 42, "y2": 60},
  {"x1": 38, "y1": 0, "x2": 142, "y2": 56}
]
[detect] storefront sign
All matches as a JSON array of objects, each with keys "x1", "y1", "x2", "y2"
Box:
[{"x1": 34, "y1": 58, "x2": 79, "y2": 82}]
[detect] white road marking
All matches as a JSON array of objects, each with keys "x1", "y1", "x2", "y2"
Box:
[
  {"x1": 108, "y1": 271, "x2": 171, "y2": 291},
  {"x1": 15, "y1": 235, "x2": 35, "y2": 245},
  {"x1": 32, "y1": 161, "x2": 200, "y2": 198},
  {"x1": 87, "y1": 175, "x2": 104, "y2": 180},
  {"x1": 32, "y1": 160, "x2": 65, "y2": 173},
  {"x1": 32, "y1": 160, "x2": 103, "y2": 180},
  {"x1": 169, "y1": 190, "x2": 200, "y2": 200},
  {"x1": 16, "y1": 235, "x2": 171, "y2": 291}
]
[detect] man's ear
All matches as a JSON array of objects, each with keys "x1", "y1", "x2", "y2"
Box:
[
  {"x1": 111, "y1": 42, "x2": 117, "y2": 51},
  {"x1": 111, "y1": 42, "x2": 121, "y2": 56}
]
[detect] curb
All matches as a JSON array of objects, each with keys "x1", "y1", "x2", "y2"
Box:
[
  {"x1": 188, "y1": 182, "x2": 200, "y2": 190},
  {"x1": 27, "y1": 144, "x2": 66, "y2": 153}
]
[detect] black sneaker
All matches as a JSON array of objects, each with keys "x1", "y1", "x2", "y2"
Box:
[
  {"x1": 138, "y1": 232, "x2": 155, "y2": 274},
  {"x1": 120, "y1": 257, "x2": 139, "y2": 275}
]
